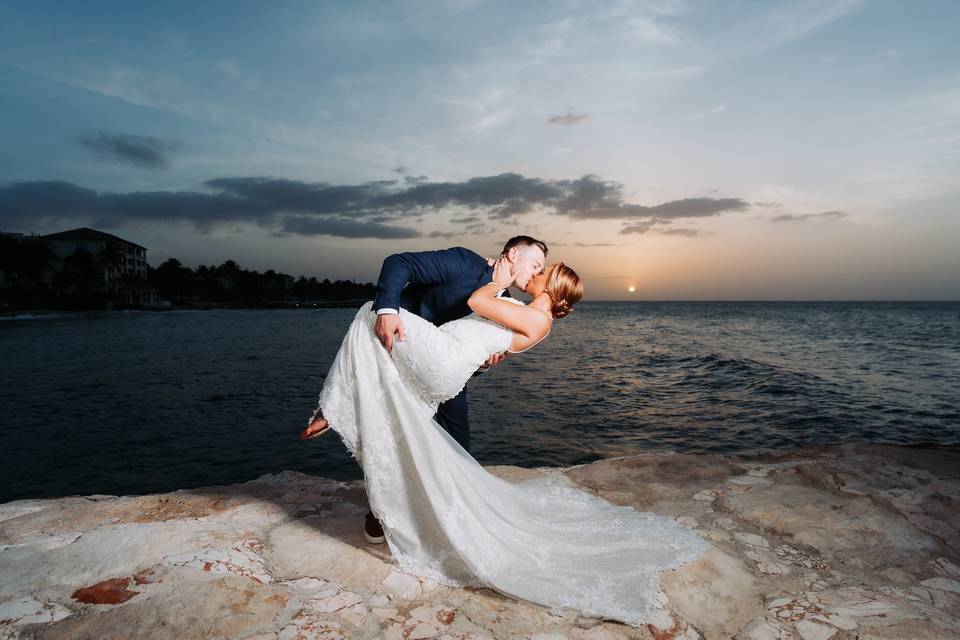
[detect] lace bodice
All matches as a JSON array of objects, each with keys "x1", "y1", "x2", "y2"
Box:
[{"x1": 390, "y1": 303, "x2": 515, "y2": 407}]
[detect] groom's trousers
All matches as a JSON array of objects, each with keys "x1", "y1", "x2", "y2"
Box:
[{"x1": 435, "y1": 386, "x2": 470, "y2": 453}]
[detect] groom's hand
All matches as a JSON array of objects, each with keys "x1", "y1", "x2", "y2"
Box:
[{"x1": 375, "y1": 313, "x2": 407, "y2": 352}]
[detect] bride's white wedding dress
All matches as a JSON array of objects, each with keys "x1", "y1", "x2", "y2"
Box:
[{"x1": 314, "y1": 299, "x2": 711, "y2": 626}]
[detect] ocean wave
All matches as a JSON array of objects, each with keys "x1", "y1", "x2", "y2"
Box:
[{"x1": 0, "y1": 312, "x2": 82, "y2": 321}]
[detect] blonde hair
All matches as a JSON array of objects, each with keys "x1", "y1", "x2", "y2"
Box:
[{"x1": 544, "y1": 262, "x2": 583, "y2": 318}]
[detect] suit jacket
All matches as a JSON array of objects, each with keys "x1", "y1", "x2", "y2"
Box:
[{"x1": 373, "y1": 246, "x2": 505, "y2": 326}]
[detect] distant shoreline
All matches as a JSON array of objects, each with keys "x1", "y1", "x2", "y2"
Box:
[
  {"x1": 0, "y1": 299, "x2": 373, "y2": 316},
  {"x1": 3, "y1": 299, "x2": 958, "y2": 318}
]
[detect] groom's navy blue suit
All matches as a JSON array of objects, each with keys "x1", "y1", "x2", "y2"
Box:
[{"x1": 373, "y1": 246, "x2": 500, "y2": 453}]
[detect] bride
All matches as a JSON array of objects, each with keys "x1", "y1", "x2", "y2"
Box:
[{"x1": 301, "y1": 261, "x2": 711, "y2": 626}]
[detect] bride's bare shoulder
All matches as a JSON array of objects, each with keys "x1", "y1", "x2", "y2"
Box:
[{"x1": 507, "y1": 311, "x2": 551, "y2": 353}]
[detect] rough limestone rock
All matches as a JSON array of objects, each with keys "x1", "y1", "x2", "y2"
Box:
[{"x1": 1, "y1": 443, "x2": 958, "y2": 639}]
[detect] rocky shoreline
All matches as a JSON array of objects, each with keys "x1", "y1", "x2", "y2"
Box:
[{"x1": 1, "y1": 443, "x2": 958, "y2": 639}]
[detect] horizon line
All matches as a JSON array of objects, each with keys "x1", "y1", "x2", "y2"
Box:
[{"x1": 576, "y1": 299, "x2": 960, "y2": 303}]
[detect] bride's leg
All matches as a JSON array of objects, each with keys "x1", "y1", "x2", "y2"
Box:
[{"x1": 301, "y1": 406, "x2": 330, "y2": 439}]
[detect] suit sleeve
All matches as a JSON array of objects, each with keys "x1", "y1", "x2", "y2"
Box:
[{"x1": 373, "y1": 247, "x2": 479, "y2": 312}]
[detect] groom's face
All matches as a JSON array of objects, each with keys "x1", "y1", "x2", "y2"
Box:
[{"x1": 508, "y1": 245, "x2": 546, "y2": 292}]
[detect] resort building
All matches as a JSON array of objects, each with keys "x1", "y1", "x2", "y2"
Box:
[
  {"x1": 38, "y1": 227, "x2": 166, "y2": 306},
  {"x1": 41, "y1": 227, "x2": 148, "y2": 282}
]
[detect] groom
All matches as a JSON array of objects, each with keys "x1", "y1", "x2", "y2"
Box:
[{"x1": 361, "y1": 235, "x2": 548, "y2": 543}]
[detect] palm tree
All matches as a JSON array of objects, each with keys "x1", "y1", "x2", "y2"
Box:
[
  {"x1": 58, "y1": 246, "x2": 100, "y2": 294},
  {"x1": 15, "y1": 238, "x2": 59, "y2": 290},
  {"x1": 96, "y1": 239, "x2": 124, "y2": 292}
]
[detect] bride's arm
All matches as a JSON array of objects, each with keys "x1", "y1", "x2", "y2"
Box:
[{"x1": 467, "y1": 283, "x2": 550, "y2": 340}]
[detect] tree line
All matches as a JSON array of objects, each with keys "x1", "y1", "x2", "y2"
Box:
[
  {"x1": 0, "y1": 235, "x2": 375, "y2": 309},
  {"x1": 150, "y1": 257, "x2": 375, "y2": 306}
]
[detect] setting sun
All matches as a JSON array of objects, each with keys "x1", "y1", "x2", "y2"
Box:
[{"x1": 627, "y1": 285, "x2": 636, "y2": 293}]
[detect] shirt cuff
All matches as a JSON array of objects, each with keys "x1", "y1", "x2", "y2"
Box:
[{"x1": 376, "y1": 307, "x2": 399, "y2": 315}]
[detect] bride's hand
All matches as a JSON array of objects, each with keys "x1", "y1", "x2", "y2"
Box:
[{"x1": 491, "y1": 257, "x2": 515, "y2": 290}]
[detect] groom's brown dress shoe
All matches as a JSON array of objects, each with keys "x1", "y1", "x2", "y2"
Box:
[{"x1": 364, "y1": 510, "x2": 385, "y2": 544}]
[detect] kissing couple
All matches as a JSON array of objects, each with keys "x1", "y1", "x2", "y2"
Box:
[{"x1": 301, "y1": 235, "x2": 710, "y2": 626}]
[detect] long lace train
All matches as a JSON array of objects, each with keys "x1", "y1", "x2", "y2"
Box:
[{"x1": 315, "y1": 302, "x2": 712, "y2": 626}]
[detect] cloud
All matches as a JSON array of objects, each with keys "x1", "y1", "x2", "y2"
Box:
[
  {"x1": 681, "y1": 104, "x2": 727, "y2": 122},
  {"x1": 362, "y1": 172, "x2": 749, "y2": 224},
  {"x1": 76, "y1": 131, "x2": 182, "y2": 170},
  {"x1": 0, "y1": 179, "x2": 420, "y2": 239},
  {"x1": 279, "y1": 215, "x2": 419, "y2": 239},
  {"x1": 619, "y1": 222, "x2": 656, "y2": 235},
  {"x1": 620, "y1": 15, "x2": 681, "y2": 44},
  {"x1": 553, "y1": 175, "x2": 750, "y2": 221},
  {"x1": 770, "y1": 210, "x2": 847, "y2": 223},
  {"x1": 426, "y1": 223, "x2": 494, "y2": 240},
  {"x1": 657, "y1": 228, "x2": 713, "y2": 237},
  {"x1": 547, "y1": 112, "x2": 588, "y2": 126},
  {"x1": 436, "y1": 85, "x2": 515, "y2": 133},
  {"x1": 618, "y1": 224, "x2": 712, "y2": 237},
  {"x1": 0, "y1": 172, "x2": 753, "y2": 240},
  {"x1": 548, "y1": 242, "x2": 624, "y2": 247},
  {"x1": 730, "y1": 0, "x2": 864, "y2": 56},
  {"x1": 216, "y1": 60, "x2": 241, "y2": 78},
  {"x1": 203, "y1": 176, "x2": 398, "y2": 216}
]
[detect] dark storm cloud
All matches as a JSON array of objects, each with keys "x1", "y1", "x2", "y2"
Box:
[
  {"x1": 1, "y1": 172, "x2": 757, "y2": 240},
  {"x1": 203, "y1": 177, "x2": 398, "y2": 215},
  {"x1": 771, "y1": 210, "x2": 846, "y2": 223},
  {"x1": 0, "y1": 180, "x2": 267, "y2": 232},
  {"x1": 547, "y1": 112, "x2": 588, "y2": 125},
  {"x1": 365, "y1": 173, "x2": 560, "y2": 216},
  {"x1": 76, "y1": 131, "x2": 181, "y2": 170},
  {"x1": 0, "y1": 179, "x2": 419, "y2": 239},
  {"x1": 279, "y1": 215, "x2": 419, "y2": 239},
  {"x1": 546, "y1": 176, "x2": 751, "y2": 221},
  {"x1": 348, "y1": 172, "x2": 748, "y2": 225}
]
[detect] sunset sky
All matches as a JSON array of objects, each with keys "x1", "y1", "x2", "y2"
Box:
[{"x1": 1, "y1": 0, "x2": 958, "y2": 300}]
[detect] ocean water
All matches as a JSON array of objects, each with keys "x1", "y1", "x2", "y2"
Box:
[{"x1": 2, "y1": 301, "x2": 958, "y2": 503}]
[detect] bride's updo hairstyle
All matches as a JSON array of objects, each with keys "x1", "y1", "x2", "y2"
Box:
[{"x1": 544, "y1": 262, "x2": 583, "y2": 319}]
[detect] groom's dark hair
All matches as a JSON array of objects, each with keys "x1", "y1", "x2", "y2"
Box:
[{"x1": 500, "y1": 235, "x2": 548, "y2": 258}]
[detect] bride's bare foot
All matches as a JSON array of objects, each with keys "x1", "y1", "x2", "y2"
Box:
[{"x1": 301, "y1": 412, "x2": 331, "y2": 440}]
